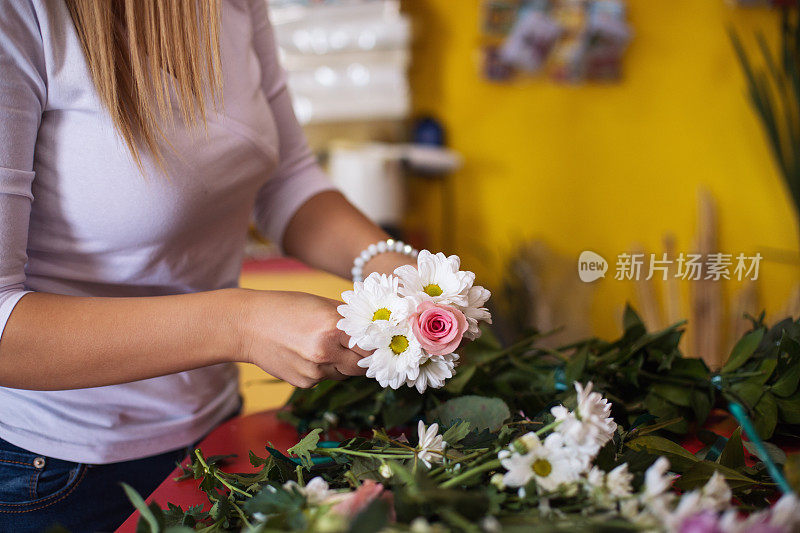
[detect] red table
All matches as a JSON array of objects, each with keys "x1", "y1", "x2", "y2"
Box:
[
  {"x1": 116, "y1": 409, "x2": 748, "y2": 532},
  {"x1": 117, "y1": 410, "x2": 301, "y2": 532}
]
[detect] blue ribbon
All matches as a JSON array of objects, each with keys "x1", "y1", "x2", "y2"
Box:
[
  {"x1": 287, "y1": 440, "x2": 339, "y2": 466},
  {"x1": 703, "y1": 435, "x2": 728, "y2": 462},
  {"x1": 711, "y1": 374, "x2": 793, "y2": 494},
  {"x1": 554, "y1": 367, "x2": 568, "y2": 392}
]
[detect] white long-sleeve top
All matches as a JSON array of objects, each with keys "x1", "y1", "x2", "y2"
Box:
[{"x1": 0, "y1": 0, "x2": 335, "y2": 463}]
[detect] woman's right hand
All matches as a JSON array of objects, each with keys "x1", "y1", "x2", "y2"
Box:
[{"x1": 235, "y1": 289, "x2": 369, "y2": 388}]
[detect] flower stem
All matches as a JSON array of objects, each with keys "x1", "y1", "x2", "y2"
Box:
[
  {"x1": 534, "y1": 420, "x2": 561, "y2": 435},
  {"x1": 318, "y1": 448, "x2": 414, "y2": 460},
  {"x1": 232, "y1": 501, "x2": 254, "y2": 529},
  {"x1": 194, "y1": 449, "x2": 252, "y2": 499},
  {"x1": 439, "y1": 459, "x2": 502, "y2": 488}
]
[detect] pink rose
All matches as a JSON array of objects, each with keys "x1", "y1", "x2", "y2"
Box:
[
  {"x1": 411, "y1": 301, "x2": 468, "y2": 356},
  {"x1": 332, "y1": 480, "x2": 395, "y2": 520}
]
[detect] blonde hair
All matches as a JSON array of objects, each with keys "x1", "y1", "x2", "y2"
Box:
[{"x1": 65, "y1": 0, "x2": 223, "y2": 168}]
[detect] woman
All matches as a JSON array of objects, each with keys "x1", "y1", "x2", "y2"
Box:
[{"x1": 0, "y1": 0, "x2": 412, "y2": 530}]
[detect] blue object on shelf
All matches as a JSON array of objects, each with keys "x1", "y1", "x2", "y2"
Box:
[{"x1": 413, "y1": 117, "x2": 445, "y2": 147}]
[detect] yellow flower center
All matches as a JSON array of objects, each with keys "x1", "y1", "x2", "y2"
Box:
[
  {"x1": 390, "y1": 335, "x2": 409, "y2": 355},
  {"x1": 372, "y1": 308, "x2": 391, "y2": 321},
  {"x1": 423, "y1": 283, "x2": 443, "y2": 297},
  {"x1": 532, "y1": 458, "x2": 552, "y2": 478}
]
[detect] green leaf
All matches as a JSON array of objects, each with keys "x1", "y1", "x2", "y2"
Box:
[
  {"x1": 565, "y1": 345, "x2": 588, "y2": 384},
  {"x1": 776, "y1": 393, "x2": 800, "y2": 423},
  {"x1": 671, "y1": 358, "x2": 711, "y2": 380},
  {"x1": 730, "y1": 380, "x2": 764, "y2": 409},
  {"x1": 350, "y1": 456, "x2": 384, "y2": 481},
  {"x1": 626, "y1": 435, "x2": 699, "y2": 471},
  {"x1": 691, "y1": 389, "x2": 712, "y2": 424},
  {"x1": 444, "y1": 365, "x2": 477, "y2": 394},
  {"x1": 673, "y1": 461, "x2": 758, "y2": 490},
  {"x1": 121, "y1": 482, "x2": 162, "y2": 533},
  {"x1": 754, "y1": 358, "x2": 778, "y2": 386},
  {"x1": 722, "y1": 329, "x2": 765, "y2": 373},
  {"x1": 772, "y1": 360, "x2": 800, "y2": 397},
  {"x1": 754, "y1": 393, "x2": 779, "y2": 440},
  {"x1": 643, "y1": 392, "x2": 689, "y2": 433},
  {"x1": 442, "y1": 420, "x2": 472, "y2": 445},
  {"x1": 249, "y1": 450, "x2": 269, "y2": 467},
  {"x1": 631, "y1": 417, "x2": 683, "y2": 437},
  {"x1": 743, "y1": 440, "x2": 787, "y2": 465},
  {"x1": 286, "y1": 428, "x2": 322, "y2": 469},
  {"x1": 428, "y1": 396, "x2": 511, "y2": 433},
  {"x1": 718, "y1": 427, "x2": 744, "y2": 469},
  {"x1": 244, "y1": 484, "x2": 306, "y2": 529},
  {"x1": 652, "y1": 384, "x2": 692, "y2": 407},
  {"x1": 623, "y1": 305, "x2": 645, "y2": 332}
]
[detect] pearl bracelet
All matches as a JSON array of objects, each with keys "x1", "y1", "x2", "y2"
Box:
[{"x1": 351, "y1": 239, "x2": 419, "y2": 282}]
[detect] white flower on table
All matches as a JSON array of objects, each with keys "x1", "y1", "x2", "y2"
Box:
[
  {"x1": 663, "y1": 473, "x2": 733, "y2": 532},
  {"x1": 498, "y1": 432, "x2": 580, "y2": 493},
  {"x1": 337, "y1": 273, "x2": 410, "y2": 350},
  {"x1": 698, "y1": 471, "x2": 731, "y2": 510},
  {"x1": 769, "y1": 494, "x2": 800, "y2": 531},
  {"x1": 395, "y1": 250, "x2": 474, "y2": 307},
  {"x1": 607, "y1": 463, "x2": 634, "y2": 498},
  {"x1": 643, "y1": 457, "x2": 675, "y2": 502},
  {"x1": 416, "y1": 421, "x2": 447, "y2": 468},
  {"x1": 715, "y1": 494, "x2": 800, "y2": 533},
  {"x1": 408, "y1": 353, "x2": 459, "y2": 393},
  {"x1": 551, "y1": 381, "x2": 617, "y2": 467},
  {"x1": 282, "y1": 476, "x2": 334, "y2": 505},
  {"x1": 357, "y1": 322, "x2": 424, "y2": 389},
  {"x1": 585, "y1": 463, "x2": 633, "y2": 507}
]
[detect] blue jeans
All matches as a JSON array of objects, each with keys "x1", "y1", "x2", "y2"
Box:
[{"x1": 0, "y1": 437, "x2": 189, "y2": 532}]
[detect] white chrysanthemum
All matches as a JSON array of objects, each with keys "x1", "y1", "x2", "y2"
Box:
[
  {"x1": 717, "y1": 502, "x2": 796, "y2": 533},
  {"x1": 282, "y1": 476, "x2": 333, "y2": 505},
  {"x1": 357, "y1": 322, "x2": 424, "y2": 389},
  {"x1": 664, "y1": 474, "x2": 731, "y2": 533},
  {"x1": 699, "y1": 471, "x2": 731, "y2": 510},
  {"x1": 394, "y1": 250, "x2": 474, "y2": 307},
  {"x1": 551, "y1": 382, "x2": 617, "y2": 467},
  {"x1": 499, "y1": 432, "x2": 580, "y2": 493},
  {"x1": 460, "y1": 285, "x2": 492, "y2": 340},
  {"x1": 664, "y1": 491, "x2": 705, "y2": 531},
  {"x1": 643, "y1": 457, "x2": 675, "y2": 502},
  {"x1": 606, "y1": 463, "x2": 633, "y2": 498},
  {"x1": 585, "y1": 466, "x2": 605, "y2": 490},
  {"x1": 337, "y1": 273, "x2": 410, "y2": 350},
  {"x1": 416, "y1": 421, "x2": 446, "y2": 468},
  {"x1": 408, "y1": 353, "x2": 458, "y2": 393},
  {"x1": 584, "y1": 463, "x2": 632, "y2": 508},
  {"x1": 769, "y1": 494, "x2": 800, "y2": 530}
]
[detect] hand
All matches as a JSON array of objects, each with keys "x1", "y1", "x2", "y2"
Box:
[{"x1": 236, "y1": 290, "x2": 369, "y2": 388}]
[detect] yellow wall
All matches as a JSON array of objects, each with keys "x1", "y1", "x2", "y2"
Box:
[{"x1": 404, "y1": 0, "x2": 799, "y2": 338}]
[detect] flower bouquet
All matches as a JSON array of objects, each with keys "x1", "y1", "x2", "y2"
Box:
[{"x1": 336, "y1": 250, "x2": 491, "y2": 392}]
